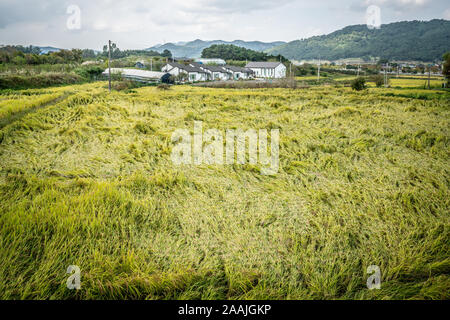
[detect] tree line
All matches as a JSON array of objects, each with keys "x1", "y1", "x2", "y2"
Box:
[
  {"x1": 0, "y1": 44, "x2": 173, "y2": 65},
  {"x1": 202, "y1": 44, "x2": 289, "y2": 63},
  {"x1": 100, "y1": 43, "x2": 172, "y2": 59},
  {"x1": 0, "y1": 46, "x2": 83, "y2": 65}
]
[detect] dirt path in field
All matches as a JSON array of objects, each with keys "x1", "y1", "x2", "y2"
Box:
[{"x1": 0, "y1": 92, "x2": 72, "y2": 129}]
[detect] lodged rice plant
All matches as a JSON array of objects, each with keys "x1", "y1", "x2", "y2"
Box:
[{"x1": 0, "y1": 82, "x2": 448, "y2": 299}]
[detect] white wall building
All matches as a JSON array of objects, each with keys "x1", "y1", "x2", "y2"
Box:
[
  {"x1": 162, "y1": 62, "x2": 208, "y2": 82},
  {"x1": 189, "y1": 63, "x2": 231, "y2": 81},
  {"x1": 245, "y1": 62, "x2": 286, "y2": 78},
  {"x1": 221, "y1": 65, "x2": 254, "y2": 80}
]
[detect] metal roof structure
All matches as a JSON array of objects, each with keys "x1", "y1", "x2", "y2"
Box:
[
  {"x1": 194, "y1": 58, "x2": 226, "y2": 65},
  {"x1": 102, "y1": 68, "x2": 168, "y2": 82},
  {"x1": 223, "y1": 65, "x2": 254, "y2": 73}
]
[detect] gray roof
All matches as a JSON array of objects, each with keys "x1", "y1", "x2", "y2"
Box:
[
  {"x1": 245, "y1": 62, "x2": 284, "y2": 68},
  {"x1": 190, "y1": 63, "x2": 232, "y2": 74},
  {"x1": 204, "y1": 65, "x2": 231, "y2": 73},
  {"x1": 166, "y1": 62, "x2": 206, "y2": 73},
  {"x1": 204, "y1": 66, "x2": 229, "y2": 73},
  {"x1": 223, "y1": 65, "x2": 254, "y2": 73}
]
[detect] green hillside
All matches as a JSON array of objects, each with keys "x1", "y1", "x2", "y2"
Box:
[{"x1": 267, "y1": 19, "x2": 450, "y2": 62}]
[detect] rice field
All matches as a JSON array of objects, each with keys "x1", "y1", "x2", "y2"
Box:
[
  {"x1": 0, "y1": 91, "x2": 64, "y2": 119},
  {"x1": 0, "y1": 82, "x2": 449, "y2": 299},
  {"x1": 389, "y1": 78, "x2": 445, "y2": 88}
]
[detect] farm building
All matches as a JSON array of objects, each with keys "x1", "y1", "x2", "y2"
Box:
[
  {"x1": 189, "y1": 63, "x2": 231, "y2": 81},
  {"x1": 162, "y1": 62, "x2": 208, "y2": 82},
  {"x1": 222, "y1": 65, "x2": 254, "y2": 80},
  {"x1": 245, "y1": 62, "x2": 286, "y2": 78},
  {"x1": 102, "y1": 68, "x2": 169, "y2": 83},
  {"x1": 194, "y1": 58, "x2": 226, "y2": 65}
]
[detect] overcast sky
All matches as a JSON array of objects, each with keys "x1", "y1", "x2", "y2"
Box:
[{"x1": 0, "y1": 0, "x2": 449, "y2": 50}]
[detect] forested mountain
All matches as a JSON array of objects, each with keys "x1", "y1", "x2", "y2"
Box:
[
  {"x1": 266, "y1": 19, "x2": 450, "y2": 62},
  {"x1": 146, "y1": 40, "x2": 285, "y2": 58},
  {"x1": 202, "y1": 44, "x2": 289, "y2": 63}
]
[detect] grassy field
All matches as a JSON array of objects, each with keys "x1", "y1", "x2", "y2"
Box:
[{"x1": 0, "y1": 82, "x2": 449, "y2": 299}]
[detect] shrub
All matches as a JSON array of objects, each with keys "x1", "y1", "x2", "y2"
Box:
[
  {"x1": 74, "y1": 66, "x2": 104, "y2": 80},
  {"x1": 374, "y1": 75, "x2": 384, "y2": 87},
  {"x1": 157, "y1": 84, "x2": 171, "y2": 90},
  {"x1": 161, "y1": 73, "x2": 174, "y2": 84},
  {"x1": 351, "y1": 77, "x2": 367, "y2": 91},
  {"x1": 112, "y1": 80, "x2": 140, "y2": 91},
  {"x1": 0, "y1": 73, "x2": 83, "y2": 89}
]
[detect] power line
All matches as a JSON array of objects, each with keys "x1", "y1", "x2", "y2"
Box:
[{"x1": 108, "y1": 40, "x2": 111, "y2": 92}]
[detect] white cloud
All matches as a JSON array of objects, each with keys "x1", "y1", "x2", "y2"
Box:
[
  {"x1": 364, "y1": 0, "x2": 431, "y2": 8},
  {"x1": 0, "y1": 0, "x2": 447, "y2": 49},
  {"x1": 444, "y1": 8, "x2": 450, "y2": 19}
]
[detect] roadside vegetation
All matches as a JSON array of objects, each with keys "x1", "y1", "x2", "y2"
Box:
[{"x1": 0, "y1": 44, "x2": 169, "y2": 89}]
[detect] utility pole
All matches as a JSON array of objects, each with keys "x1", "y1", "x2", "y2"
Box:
[
  {"x1": 108, "y1": 40, "x2": 112, "y2": 92},
  {"x1": 317, "y1": 57, "x2": 321, "y2": 82},
  {"x1": 428, "y1": 65, "x2": 431, "y2": 89},
  {"x1": 150, "y1": 58, "x2": 153, "y2": 71},
  {"x1": 290, "y1": 62, "x2": 292, "y2": 78},
  {"x1": 357, "y1": 64, "x2": 360, "y2": 77}
]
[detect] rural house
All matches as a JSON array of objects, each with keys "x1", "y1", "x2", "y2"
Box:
[
  {"x1": 189, "y1": 63, "x2": 231, "y2": 81},
  {"x1": 245, "y1": 62, "x2": 286, "y2": 78},
  {"x1": 161, "y1": 62, "x2": 208, "y2": 82},
  {"x1": 221, "y1": 65, "x2": 254, "y2": 80}
]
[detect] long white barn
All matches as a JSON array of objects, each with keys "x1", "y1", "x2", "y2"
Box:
[{"x1": 102, "y1": 68, "x2": 168, "y2": 82}]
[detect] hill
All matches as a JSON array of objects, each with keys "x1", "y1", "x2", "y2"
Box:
[
  {"x1": 266, "y1": 19, "x2": 450, "y2": 62},
  {"x1": 202, "y1": 44, "x2": 289, "y2": 63},
  {"x1": 146, "y1": 39, "x2": 285, "y2": 58}
]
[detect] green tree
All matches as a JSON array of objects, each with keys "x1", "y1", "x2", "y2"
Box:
[
  {"x1": 374, "y1": 74, "x2": 384, "y2": 87},
  {"x1": 161, "y1": 49, "x2": 172, "y2": 58},
  {"x1": 443, "y1": 52, "x2": 450, "y2": 86},
  {"x1": 351, "y1": 77, "x2": 366, "y2": 91}
]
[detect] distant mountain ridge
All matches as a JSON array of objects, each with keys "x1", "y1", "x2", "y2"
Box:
[
  {"x1": 146, "y1": 40, "x2": 286, "y2": 58},
  {"x1": 266, "y1": 19, "x2": 450, "y2": 62}
]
